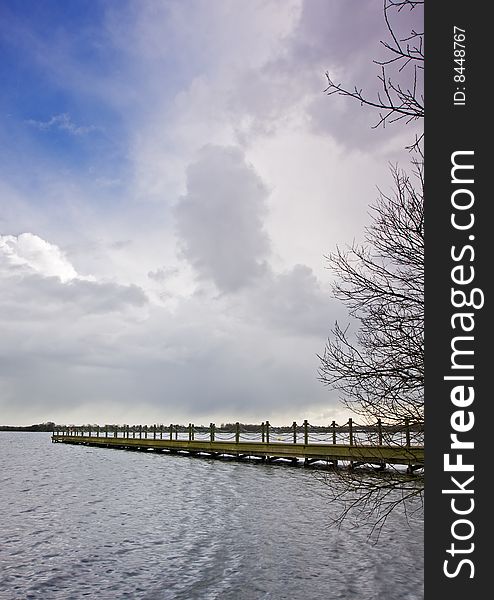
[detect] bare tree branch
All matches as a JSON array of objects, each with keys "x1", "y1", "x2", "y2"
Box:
[{"x1": 324, "y1": 0, "x2": 423, "y2": 153}]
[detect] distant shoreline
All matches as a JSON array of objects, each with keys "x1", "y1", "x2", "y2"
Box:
[{"x1": 0, "y1": 423, "x2": 55, "y2": 432}]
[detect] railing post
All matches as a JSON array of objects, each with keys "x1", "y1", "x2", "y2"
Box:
[
  {"x1": 175, "y1": 425, "x2": 178, "y2": 440},
  {"x1": 144, "y1": 425, "x2": 148, "y2": 439},
  {"x1": 210, "y1": 423, "x2": 215, "y2": 442},
  {"x1": 88, "y1": 426, "x2": 91, "y2": 438},
  {"x1": 132, "y1": 426, "x2": 135, "y2": 439},
  {"x1": 377, "y1": 418, "x2": 383, "y2": 445},
  {"x1": 266, "y1": 421, "x2": 270, "y2": 444},
  {"x1": 153, "y1": 425, "x2": 156, "y2": 439},
  {"x1": 114, "y1": 426, "x2": 117, "y2": 438},
  {"x1": 332, "y1": 421, "x2": 336, "y2": 444},
  {"x1": 348, "y1": 418, "x2": 353, "y2": 446},
  {"x1": 405, "y1": 417, "x2": 410, "y2": 448},
  {"x1": 235, "y1": 422, "x2": 240, "y2": 444},
  {"x1": 160, "y1": 425, "x2": 163, "y2": 440},
  {"x1": 303, "y1": 420, "x2": 308, "y2": 445},
  {"x1": 192, "y1": 424, "x2": 195, "y2": 441},
  {"x1": 169, "y1": 424, "x2": 173, "y2": 440},
  {"x1": 261, "y1": 422, "x2": 265, "y2": 443},
  {"x1": 293, "y1": 421, "x2": 297, "y2": 444},
  {"x1": 139, "y1": 425, "x2": 142, "y2": 439},
  {"x1": 105, "y1": 425, "x2": 108, "y2": 438}
]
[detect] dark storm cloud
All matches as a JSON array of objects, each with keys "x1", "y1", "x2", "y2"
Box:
[
  {"x1": 228, "y1": 0, "x2": 423, "y2": 152},
  {"x1": 0, "y1": 273, "x2": 147, "y2": 320},
  {"x1": 174, "y1": 146, "x2": 271, "y2": 292},
  {"x1": 300, "y1": 0, "x2": 424, "y2": 149},
  {"x1": 238, "y1": 264, "x2": 340, "y2": 337}
]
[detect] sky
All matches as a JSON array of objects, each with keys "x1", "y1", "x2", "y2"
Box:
[{"x1": 0, "y1": 0, "x2": 423, "y2": 427}]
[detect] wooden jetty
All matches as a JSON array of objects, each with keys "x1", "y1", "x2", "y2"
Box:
[{"x1": 52, "y1": 419, "x2": 424, "y2": 472}]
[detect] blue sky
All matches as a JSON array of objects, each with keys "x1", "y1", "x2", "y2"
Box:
[{"x1": 0, "y1": 0, "x2": 422, "y2": 426}]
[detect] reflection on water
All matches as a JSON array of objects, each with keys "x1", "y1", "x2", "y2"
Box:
[{"x1": 0, "y1": 433, "x2": 423, "y2": 600}]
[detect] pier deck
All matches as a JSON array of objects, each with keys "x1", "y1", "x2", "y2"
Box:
[{"x1": 52, "y1": 434, "x2": 424, "y2": 471}]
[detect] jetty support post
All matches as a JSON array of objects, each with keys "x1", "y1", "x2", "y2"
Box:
[
  {"x1": 261, "y1": 422, "x2": 265, "y2": 443},
  {"x1": 332, "y1": 421, "x2": 336, "y2": 444},
  {"x1": 169, "y1": 424, "x2": 173, "y2": 441},
  {"x1": 378, "y1": 418, "x2": 383, "y2": 445},
  {"x1": 405, "y1": 417, "x2": 410, "y2": 448},
  {"x1": 293, "y1": 421, "x2": 297, "y2": 444},
  {"x1": 210, "y1": 422, "x2": 215, "y2": 442},
  {"x1": 303, "y1": 420, "x2": 308, "y2": 445},
  {"x1": 235, "y1": 422, "x2": 240, "y2": 444},
  {"x1": 348, "y1": 418, "x2": 354, "y2": 470},
  {"x1": 266, "y1": 420, "x2": 270, "y2": 444}
]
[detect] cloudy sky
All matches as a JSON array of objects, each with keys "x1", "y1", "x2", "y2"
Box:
[{"x1": 0, "y1": 0, "x2": 422, "y2": 427}]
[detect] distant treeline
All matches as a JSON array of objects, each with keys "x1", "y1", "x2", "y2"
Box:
[
  {"x1": 0, "y1": 422, "x2": 56, "y2": 432},
  {"x1": 1, "y1": 420, "x2": 424, "y2": 433}
]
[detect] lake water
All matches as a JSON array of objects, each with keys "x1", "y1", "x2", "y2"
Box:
[{"x1": 0, "y1": 432, "x2": 423, "y2": 600}]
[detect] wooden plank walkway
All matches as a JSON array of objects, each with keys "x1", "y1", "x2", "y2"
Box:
[{"x1": 51, "y1": 433, "x2": 424, "y2": 472}]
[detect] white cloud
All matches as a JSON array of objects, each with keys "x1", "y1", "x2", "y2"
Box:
[
  {"x1": 0, "y1": 233, "x2": 80, "y2": 282},
  {"x1": 26, "y1": 113, "x2": 98, "y2": 136}
]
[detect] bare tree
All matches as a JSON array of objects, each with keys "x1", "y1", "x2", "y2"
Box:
[
  {"x1": 317, "y1": 0, "x2": 424, "y2": 535},
  {"x1": 318, "y1": 162, "x2": 423, "y2": 427}
]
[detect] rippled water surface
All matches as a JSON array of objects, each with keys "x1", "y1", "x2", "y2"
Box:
[{"x1": 0, "y1": 433, "x2": 423, "y2": 599}]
